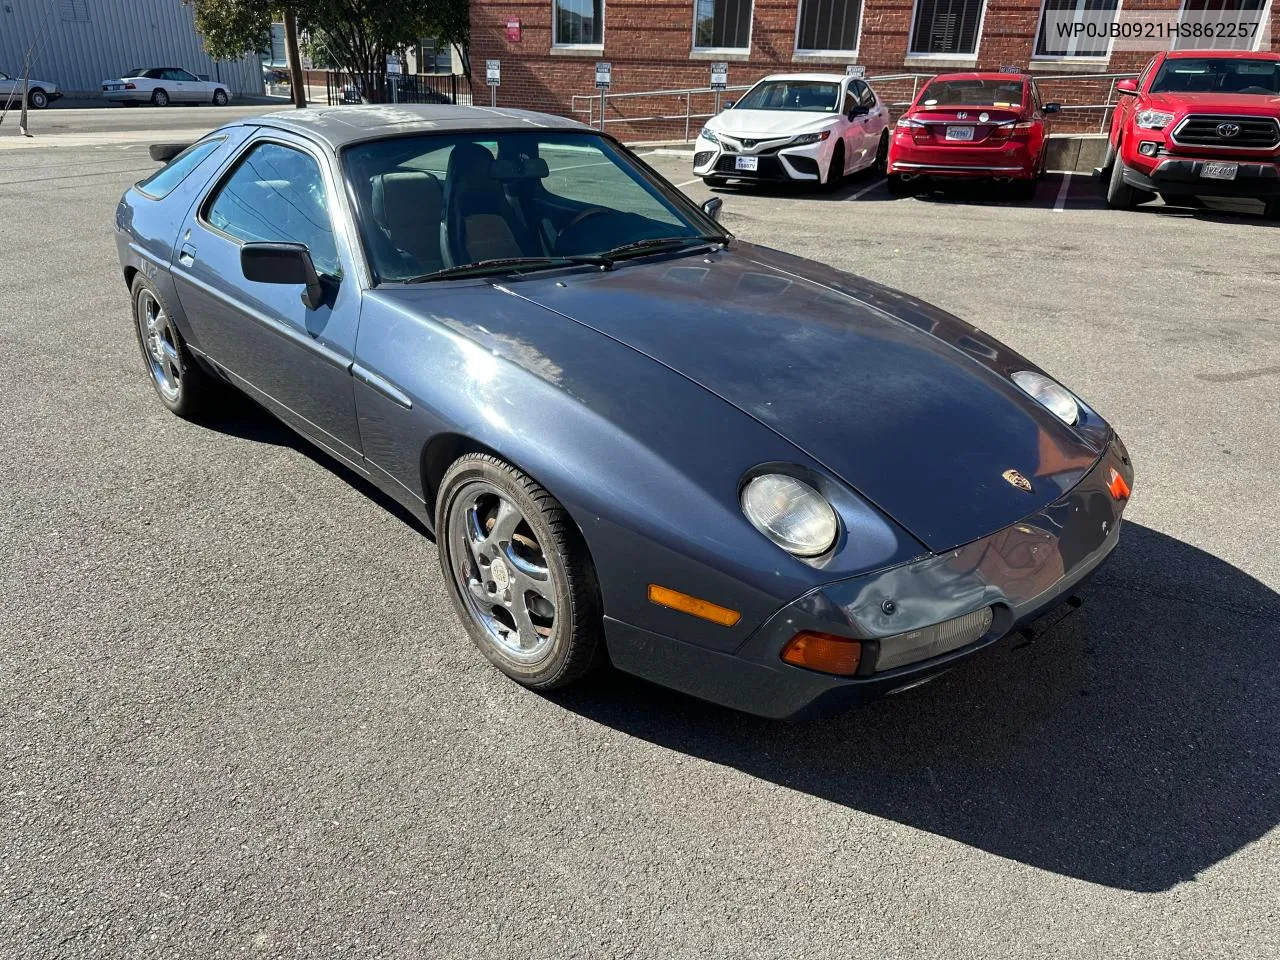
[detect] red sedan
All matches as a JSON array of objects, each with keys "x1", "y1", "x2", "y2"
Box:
[{"x1": 887, "y1": 73, "x2": 1060, "y2": 198}]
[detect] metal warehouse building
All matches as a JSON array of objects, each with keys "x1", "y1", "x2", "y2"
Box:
[{"x1": 0, "y1": 0, "x2": 262, "y2": 98}]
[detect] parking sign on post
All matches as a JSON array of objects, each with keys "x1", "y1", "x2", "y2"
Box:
[
  {"x1": 710, "y1": 61, "x2": 728, "y2": 115},
  {"x1": 486, "y1": 59, "x2": 500, "y2": 107},
  {"x1": 595, "y1": 62, "x2": 611, "y2": 131}
]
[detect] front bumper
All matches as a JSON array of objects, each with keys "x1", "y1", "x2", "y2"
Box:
[
  {"x1": 693, "y1": 135, "x2": 827, "y2": 182},
  {"x1": 1124, "y1": 155, "x2": 1280, "y2": 199},
  {"x1": 606, "y1": 438, "x2": 1133, "y2": 719},
  {"x1": 888, "y1": 134, "x2": 1036, "y2": 179}
]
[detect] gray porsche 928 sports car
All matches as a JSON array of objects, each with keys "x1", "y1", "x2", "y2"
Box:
[{"x1": 114, "y1": 105, "x2": 1133, "y2": 719}]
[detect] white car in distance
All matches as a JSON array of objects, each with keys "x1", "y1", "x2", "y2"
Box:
[
  {"x1": 694, "y1": 73, "x2": 890, "y2": 188},
  {"x1": 0, "y1": 69, "x2": 62, "y2": 108},
  {"x1": 102, "y1": 67, "x2": 231, "y2": 107}
]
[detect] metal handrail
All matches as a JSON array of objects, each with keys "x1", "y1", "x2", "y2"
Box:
[{"x1": 571, "y1": 70, "x2": 1141, "y2": 137}]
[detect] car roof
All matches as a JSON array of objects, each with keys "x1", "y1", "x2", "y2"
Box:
[
  {"x1": 245, "y1": 104, "x2": 594, "y2": 150},
  {"x1": 1164, "y1": 50, "x2": 1280, "y2": 61},
  {"x1": 924, "y1": 72, "x2": 1029, "y2": 83},
  {"x1": 758, "y1": 73, "x2": 849, "y2": 83}
]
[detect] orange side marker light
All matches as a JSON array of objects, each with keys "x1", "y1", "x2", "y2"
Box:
[
  {"x1": 1108, "y1": 468, "x2": 1131, "y2": 501},
  {"x1": 647, "y1": 584, "x2": 741, "y2": 627}
]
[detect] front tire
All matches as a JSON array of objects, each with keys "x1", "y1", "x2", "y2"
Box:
[
  {"x1": 151, "y1": 89, "x2": 169, "y2": 107},
  {"x1": 824, "y1": 142, "x2": 845, "y2": 190},
  {"x1": 27, "y1": 88, "x2": 48, "y2": 109},
  {"x1": 130, "y1": 274, "x2": 215, "y2": 419},
  {"x1": 212, "y1": 88, "x2": 229, "y2": 107},
  {"x1": 436, "y1": 453, "x2": 604, "y2": 691},
  {"x1": 1263, "y1": 199, "x2": 1280, "y2": 220}
]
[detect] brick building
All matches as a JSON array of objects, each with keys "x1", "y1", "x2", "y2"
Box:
[{"x1": 468, "y1": 0, "x2": 1278, "y2": 137}]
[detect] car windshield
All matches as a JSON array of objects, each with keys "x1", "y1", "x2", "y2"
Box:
[
  {"x1": 343, "y1": 131, "x2": 719, "y2": 283},
  {"x1": 918, "y1": 79, "x2": 1026, "y2": 109},
  {"x1": 1150, "y1": 58, "x2": 1280, "y2": 95},
  {"x1": 734, "y1": 81, "x2": 841, "y2": 113}
]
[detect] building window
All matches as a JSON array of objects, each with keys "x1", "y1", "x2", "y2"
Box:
[
  {"x1": 1174, "y1": 0, "x2": 1266, "y2": 50},
  {"x1": 415, "y1": 38, "x2": 454, "y2": 73},
  {"x1": 693, "y1": 0, "x2": 753, "y2": 50},
  {"x1": 554, "y1": 0, "x2": 604, "y2": 46},
  {"x1": 796, "y1": 0, "x2": 863, "y2": 52},
  {"x1": 1034, "y1": 0, "x2": 1119, "y2": 58},
  {"x1": 909, "y1": 0, "x2": 987, "y2": 56}
]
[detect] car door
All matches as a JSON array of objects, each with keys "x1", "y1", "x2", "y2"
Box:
[
  {"x1": 843, "y1": 81, "x2": 876, "y2": 169},
  {"x1": 171, "y1": 133, "x2": 365, "y2": 459},
  {"x1": 0, "y1": 72, "x2": 14, "y2": 101}
]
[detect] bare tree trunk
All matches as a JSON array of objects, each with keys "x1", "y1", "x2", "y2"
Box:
[{"x1": 284, "y1": 10, "x2": 306, "y2": 109}]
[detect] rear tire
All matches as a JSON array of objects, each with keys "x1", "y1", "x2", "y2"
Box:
[
  {"x1": 436, "y1": 453, "x2": 605, "y2": 691},
  {"x1": 151, "y1": 89, "x2": 169, "y2": 107},
  {"x1": 1265, "y1": 199, "x2": 1280, "y2": 220},
  {"x1": 886, "y1": 174, "x2": 913, "y2": 196},
  {"x1": 27, "y1": 88, "x2": 48, "y2": 109},
  {"x1": 130, "y1": 274, "x2": 217, "y2": 419},
  {"x1": 872, "y1": 131, "x2": 889, "y2": 174}
]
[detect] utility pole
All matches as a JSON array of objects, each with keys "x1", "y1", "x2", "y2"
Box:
[{"x1": 284, "y1": 10, "x2": 306, "y2": 109}]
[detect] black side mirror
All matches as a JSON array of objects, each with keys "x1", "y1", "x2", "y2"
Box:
[
  {"x1": 701, "y1": 196, "x2": 723, "y2": 222},
  {"x1": 241, "y1": 242, "x2": 324, "y2": 309},
  {"x1": 722, "y1": 100, "x2": 734, "y2": 109},
  {"x1": 1044, "y1": 102, "x2": 1062, "y2": 115}
]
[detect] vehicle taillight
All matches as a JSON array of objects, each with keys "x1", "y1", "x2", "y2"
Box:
[{"x1": 124, "y1": 82, "x2": 136, "y2": 90}]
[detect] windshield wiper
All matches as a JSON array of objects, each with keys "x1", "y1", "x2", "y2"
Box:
[
  {"x1": 600, "y1": 235, "x2": 728, "y2": 261},
  {"x1": 404, "y1": 255, "x2": 611, "y2": 284}
]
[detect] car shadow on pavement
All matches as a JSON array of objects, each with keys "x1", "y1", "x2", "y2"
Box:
[
  {"x1": 197, "y1": 391, "x2": 432, "y2": 538},
  {"x1": 552, "y1": 522, "x2": 1280, "y2": 893}
]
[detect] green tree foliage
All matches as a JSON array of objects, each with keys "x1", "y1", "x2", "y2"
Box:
[{"x1": 188, "y1": 0, "x2": 470, "y2": 102}]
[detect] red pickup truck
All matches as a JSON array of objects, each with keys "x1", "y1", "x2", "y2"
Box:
[{"x1": 1102, "y1": 50, "x2": 1280, "y2": 218}]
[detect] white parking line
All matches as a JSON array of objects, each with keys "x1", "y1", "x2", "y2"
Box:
[
  {"x1": 1052, "y1": 173, "x2": 1074, "y2": 213},
  {"x1": 674, "y1": 177, "x2": 702, "y2": 188},
  {"x1": 846, "y1": 177, "x2": 887, "y2": 201}
]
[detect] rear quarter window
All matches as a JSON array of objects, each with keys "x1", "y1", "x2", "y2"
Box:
[{"x1": 136, "y1": 137, "x2": 225, "y2": 199}]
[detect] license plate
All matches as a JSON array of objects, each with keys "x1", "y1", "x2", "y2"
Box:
[
  {"x1": 734, "y1": 155, "x2": 758, "y2": 172},
  {"x1": 106, "y1": 83, "x2": 123, "y2": 90},
  {"x1": 1201, "y1": 161, "x2": 1238, "y2": 181},
  {"x1": 946, "y1": 126, "x2": 975, "y2": 141}
]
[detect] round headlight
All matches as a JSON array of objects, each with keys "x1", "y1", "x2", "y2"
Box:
[
  {"x1": 741, "y1": 474, "x2": 838, "y2": 557},
  {"x1": 1012, "y1": 370, "x2": 1079, "y2": 425}
]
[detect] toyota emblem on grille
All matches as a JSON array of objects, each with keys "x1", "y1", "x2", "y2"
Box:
[
  {"x1": 1217, "y1": 122, "x2": 1241, "y2": 138},
  {"x1": 742, "y1": 139, "x2": 756, "y2": 148}
]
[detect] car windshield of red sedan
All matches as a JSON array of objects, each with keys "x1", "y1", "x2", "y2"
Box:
[
  {"x1": 918, "y1": 80, "x2": 1025, "y2": 109},
  {"x1": 735, "y1": 81, "x2": 841, "y2": 112},
  {"x1": 1151, "y1": 59, "x2": 1280, "y2": 96}
]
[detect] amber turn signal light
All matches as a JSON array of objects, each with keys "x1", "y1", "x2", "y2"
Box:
[
  {"x1": 780, "y1": 631, "x2": 863, "y2": 676},
  {"x1": 1108, "y1": 467, "x2": 1131, "y2": 501},
  {"x1": 647, "y1": 584, "x2": 741, "y2": 627}
]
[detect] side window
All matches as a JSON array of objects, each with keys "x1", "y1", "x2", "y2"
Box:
[
  {"x1": 175, "y1": 69, "x2": 198, "y2": 82},
  {"x1": 137, "y1": 137, "x2": 224, "y2": 199},
  {"x1": 857, "y1": 81, "x2": 877, "y2": 108},
  {"x1": 205, "y1": 141, "x2": 341, "y2": 277},
  {"x1": 842, "y1": 85, "x2": 857, "y2": 114}
]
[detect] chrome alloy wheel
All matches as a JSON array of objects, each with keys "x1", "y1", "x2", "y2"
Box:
[
  {"x1": 137, "y1": 289, "x2": 182, "y2": 402},
  {"x1": 447, "y1": 482, "x2": 558, "y2": 663}
]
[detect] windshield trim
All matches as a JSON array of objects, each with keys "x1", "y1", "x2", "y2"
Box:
[{"x1": 337, "y1": 128, "x2": 731, "y2": 288}]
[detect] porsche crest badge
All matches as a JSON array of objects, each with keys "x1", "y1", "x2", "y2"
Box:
[{"x1": 1002, "y1": 469, "x2": 1033, "y2": 492}]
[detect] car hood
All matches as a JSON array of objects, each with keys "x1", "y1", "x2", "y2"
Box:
[
  {"x1": 508, "y1": 242, "x2": 1103, "y2": 552},
  {"x1": 1146, "y1": 92, "x2": 1280, "y2": 114},
  {"x1": 710, "y1": 109, "x2": 838, "y2": 138}
]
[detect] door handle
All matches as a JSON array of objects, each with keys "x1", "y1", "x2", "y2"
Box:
[{"x1": 177, "y1": 243, "x2": 196, "y2": 267}]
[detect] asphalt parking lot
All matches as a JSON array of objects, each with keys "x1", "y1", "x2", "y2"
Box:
[{"x1": 2, "y1": 115, "x2": 1277, "y2": 959}]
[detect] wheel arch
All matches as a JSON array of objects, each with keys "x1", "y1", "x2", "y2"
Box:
[{"x1": 421, "y1": 432, "x2": 508, "y2": 521}]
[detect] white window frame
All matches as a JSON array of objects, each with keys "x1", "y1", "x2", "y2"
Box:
[
  {"x1": 793, "y1": 0, "x2": 866, "y2": 57},
  {"x1": 906, "y1": 0, "x2": 990, "y2": 59},
  {"x1": 1031, "y1": 0, "x2": 1124, "y2": 62},
  {"x1": 552, "y1": 0, "x2": 606, "y2": 49},
  {"x1": 1174, "y1": 0, "x2": 1272, "y2": 52},
  {"x1": 691, "y1": 0, "x2": 755, "y2": 53}
]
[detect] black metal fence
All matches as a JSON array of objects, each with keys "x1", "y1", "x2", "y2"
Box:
[{"x1": 324, "y1": 71, "x2": 469, "y2": 107}]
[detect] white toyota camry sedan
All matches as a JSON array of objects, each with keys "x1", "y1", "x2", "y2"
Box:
[{"x1": 694, "y1": 73, "x2": 890, "y2": 188}]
